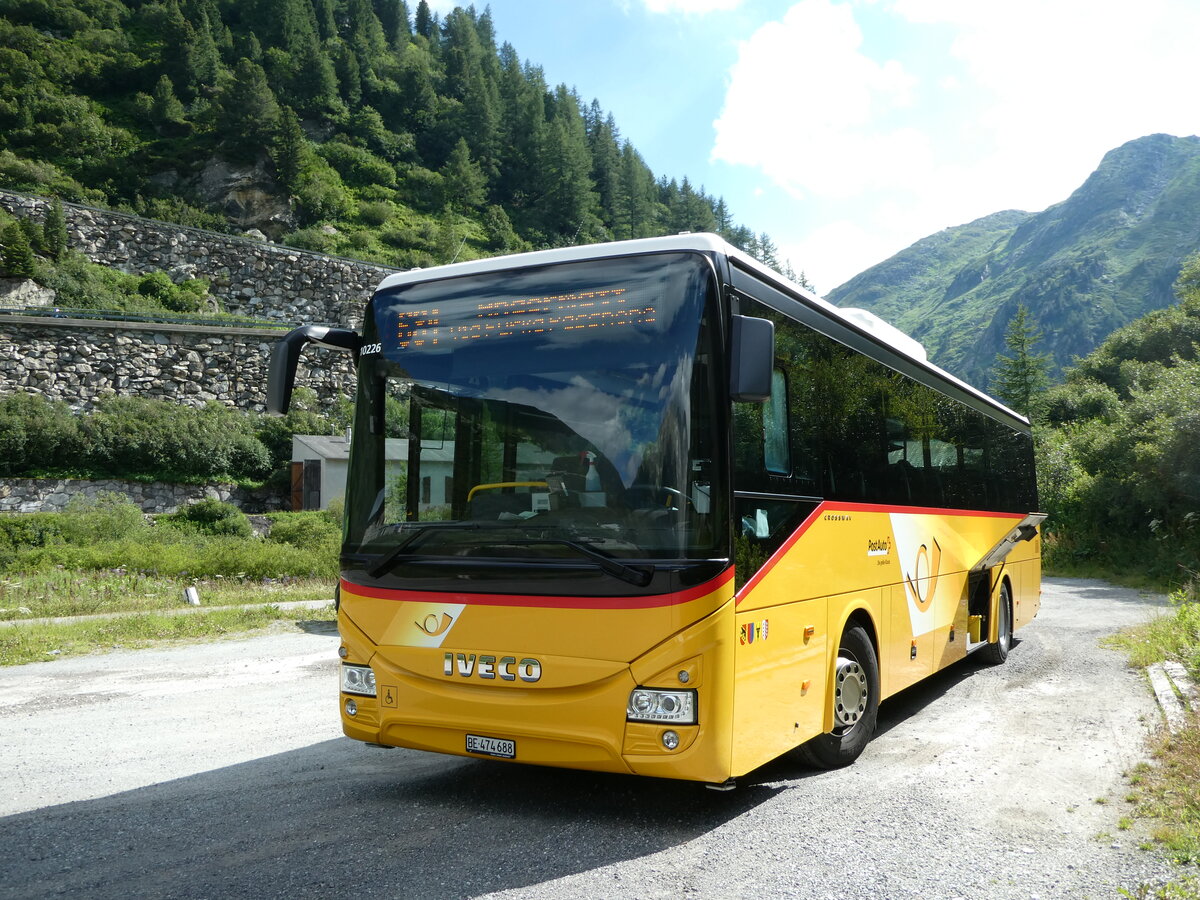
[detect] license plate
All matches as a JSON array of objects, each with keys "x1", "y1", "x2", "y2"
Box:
[{"x1": 465, "y1": 734, "x2": 516, "y2": 759}]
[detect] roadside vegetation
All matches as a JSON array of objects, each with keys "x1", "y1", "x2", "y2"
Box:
[
  {"x1": 991, "y1": 255, "x2": 1200, "y2": 893},
  {"x1": 0, "y1": 386, "x2": 348, "y2": 487},
  {"x1": 1017, "y1": 252, "x2": 1200, "y2": 591},
  {"x1": 0, "y1": 493, "x2": 339, "y2": 665},
  {"x1": 1108, "y1": 583, "x2": 1200, "y2": 898}
]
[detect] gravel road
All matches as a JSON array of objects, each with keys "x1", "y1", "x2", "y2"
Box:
[{"x1": 0, "y1": 577, "x2": 1188, "y2": 899}]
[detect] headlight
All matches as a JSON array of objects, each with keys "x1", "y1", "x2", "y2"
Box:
[
  {"x1": 341, "y1": 664, "x2": 377, "y2": 697},
  {"x1": 626, "y1": 688, "x2": 696, "y2": 724}
]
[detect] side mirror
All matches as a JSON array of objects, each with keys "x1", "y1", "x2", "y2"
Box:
[
  {"x1": 267, "y1": 325, "x2": 361, "y2": 414},
  {"x1": 729, "y1": 315, "x2": 774, "y2": 403}
]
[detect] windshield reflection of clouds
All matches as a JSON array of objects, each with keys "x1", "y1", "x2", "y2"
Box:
[
  {"x1": 483, "y1": 367, "x2": 671, "y2": 486},
  {"x1": 379, "y1": 253, "x2": 708, "y2": 488}
]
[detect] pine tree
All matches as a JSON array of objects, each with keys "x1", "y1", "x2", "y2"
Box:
[
  {"x1": 1, "y1": 221, "x2": 36, "y2": 279},
  {"x1": 374, "y1": 0, "x2": 412, "y2": 50},
  {"x1": 331, "y1": 40, "x2": 364, "y2": 107},
  {"x1": 754, "y1": 231, "x2": 780, "y2": 269},
  {"x1": 615, "y1": 141, "x2": 656, "y2": 239},
  {"x1": 272, "y1": 106, "x2": 309, "y2": 193},
  {"x1": 216, "y1": 59, "x2": 282, "y2": 162},
  {"x1": 536, "y1": 86, "x2": 600, "y2": 242},
  {"x1": 42, "y1": 199, "x2": 67, "y2": 262},
  {"x1": 992, "y1": 304, "x2": 1051, "y2": 419},
  {"x1": 289, "y1": 31, "x2": 341, "y2": 116},
  {"x1": 187, "y1": 6, "x2": 221, "y2": 91},
  {"x1": 414, "y1": 0, "x2": 435, "y2": 39},
  {"x1": 587, "y1": 104, "x2": 621, "y2": 232},
  {"x1": 152, "y1": 75, "x2": 187, "y2": 125},
  {"x1": 440, "y1": 138, "x2": 486, "y2": 211}
]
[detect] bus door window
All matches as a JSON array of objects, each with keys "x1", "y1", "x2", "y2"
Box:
[{"x1": 732, "y1": 362, "x2": 819, "y2": 590}]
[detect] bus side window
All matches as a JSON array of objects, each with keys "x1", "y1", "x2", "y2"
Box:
[{"x1": 764, "y1": 368, "x2": 790, "y2": 475}]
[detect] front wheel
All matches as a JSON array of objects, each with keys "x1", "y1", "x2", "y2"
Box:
[
  {"x1": 978, "y1": 581, "x2": 1012, "y2": 665},
  {"x1": 799, "y1": 623, "x2": 879, "y2": 769}
]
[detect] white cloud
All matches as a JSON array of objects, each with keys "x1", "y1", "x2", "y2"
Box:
[
  {"x1": 714, "y1": 0, "x2": 1200, "y2": 287},
  {"x1": 712, "y1": 0, "x2": 924, "y2": 200},
  {"x1": 640, "y1": 0, "x2": 746, "y2": 12}
]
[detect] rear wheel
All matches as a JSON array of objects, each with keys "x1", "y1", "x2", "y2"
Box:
[
  {"x1": 978, "y1": 581, "x2": 1012, "y2": 665},
  {"x1": 799, "y1": 624, "x2": 879, "y2": 769}
]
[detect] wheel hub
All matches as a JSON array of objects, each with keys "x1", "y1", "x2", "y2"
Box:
[{"x1": 834, "y1": 656, "x2": 868, "y2": 727}]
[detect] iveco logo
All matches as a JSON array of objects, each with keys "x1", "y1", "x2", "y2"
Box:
[{"x1": 443, "y1": 652, "x2": 542, "y2": 682}]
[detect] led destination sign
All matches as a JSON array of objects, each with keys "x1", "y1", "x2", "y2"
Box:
[{"x1": 395, "y1": 287, "x2": 658, "y2": 350}]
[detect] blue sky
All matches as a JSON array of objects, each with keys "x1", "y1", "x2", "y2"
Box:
[{"x1": 430, "y1": 0, "x2": 1200, "y2": 294}]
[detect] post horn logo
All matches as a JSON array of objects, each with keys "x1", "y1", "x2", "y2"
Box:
[
  {"x1": 415, "y1": 612, "x2": 454, "y2": 637},
  {"x1": 904, "y1": 536, "x2": 941, "y2": 613}
]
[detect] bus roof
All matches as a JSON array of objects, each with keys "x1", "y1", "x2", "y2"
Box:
[{"x1": 373, "y1": 233, "x2": 1028, "y2": 429}]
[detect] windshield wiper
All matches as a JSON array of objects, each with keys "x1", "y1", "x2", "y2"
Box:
[
  {"x1": 367, "y1": 522, "x2": 506, "y2": 578},
  {"x1": 368, "y1": 525, "x2": 653, "y2": 587},
  {"x1": 503, "y1": 538, "x2": 653, "y2": 587}
]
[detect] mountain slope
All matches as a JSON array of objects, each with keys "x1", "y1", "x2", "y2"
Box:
[
  {"x1": 827, "y1": 134, "x2": 1200, "y2": 388},
  {"x1": 0, "y1": 1, "x2": 779, "y2": 271}
]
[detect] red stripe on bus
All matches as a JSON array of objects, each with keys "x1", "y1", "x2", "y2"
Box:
[
  {"x1": 341, "y1": 567, "x2": 735, "y2": 610},
  {"x1": 734, "y1": 502, "x2": 1026, "y2": 605}
]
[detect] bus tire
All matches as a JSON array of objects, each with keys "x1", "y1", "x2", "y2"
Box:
[
  {"x1": 799, "y1": 623, "x2": 879, "y2": 769},
  {"x1": 978, "y1": 581, "x2": 1012, "y2": 665}
]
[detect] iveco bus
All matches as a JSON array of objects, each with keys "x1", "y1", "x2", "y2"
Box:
[{"x1": 267, "y1": 233, "x2": 1042, "y2": 785}]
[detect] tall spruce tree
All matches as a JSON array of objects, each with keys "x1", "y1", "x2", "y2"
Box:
[
  {"x1": 441, "y1": 138, "x2": 486, "y2": 211},
  {"x1": 42, "y1": 198, "x2": 67, "y2": 262},
  {"x1": 414, "y1": 0, "x2": 435, "y2": 39},
  {"x1": 151, "y1": 75, "x2": 187, "y2": 126},
  {"x1": 216, "y1": 59, "x2": 281, "y2": 162},
  {"x1": 272, "y1": 106, "x2": 309, "y2": 193},
  {"x1": 1, "y1": 221, "x2": 35, "y2": 279},
  {"x1": 992, "y1": 304, "x2": 1051, "y2": 419}
]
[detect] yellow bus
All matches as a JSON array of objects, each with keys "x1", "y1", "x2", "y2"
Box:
[{"x1": 268, "y1": 233, "x2": 1042, "y2": 786}]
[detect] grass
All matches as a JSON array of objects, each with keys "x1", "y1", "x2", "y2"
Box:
[
  {"x1": 1121, "y1": 878, "x2": 1200, "y2": 899},
  {"x1": 1042, "y1": 531, "x2": 1200, "y2": 594},
  {"x1": 1110, "y1": 582, "x2": 1200, "y2": 897},
  {"x1": 1, "y1": 603, "x2": 336, "y2": 666},
  {"x1": 0, "y1": 569, "x2": 334, "y2": 620},
  {"x1": 0, "y1": 497, "x2": 340, "y2": 665}
]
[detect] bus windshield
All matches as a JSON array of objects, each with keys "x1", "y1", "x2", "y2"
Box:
[{"x1": 342, "y1": 252, "x2": 727, "y2": 589}]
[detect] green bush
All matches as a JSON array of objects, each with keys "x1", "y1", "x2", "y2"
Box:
[
  {"x1": 58, "y1": 492, "x2": 145, "y2": 544},
  {"x1": 80, "y1": 397, "x2": 274, "y2": 481},
  {"x1": 0, "y1": 512, "x2": 62, "y2": 552},
  {"x1": 164, "y1": 499, "x2": 252, "y2": 538},
  {"x1": 281, "y1": 226, "x2": 337, "y2": 253},
  {"x1": 295, "y1": 156, "x2": 354, "y2": 223},
  {"x1": 358, "y1": 200, "x2": 395, "y2": 227},
  {"x1": 0, "y1": 393, "x2": 81, "y2": 475},
  {"x1": 265, "y1": 511, "x2": 340, "y2": 552},
  {"x1": 254, "y1": 387, "x2": 345, "y2": 468},
  {"x1": 318, "y1": 141, "x2": 397, "y2": 188},
  {"x1": 34, "y1": 251, "x2": 211, "y2": 316},
  {"x1": 0, "y1": 393, "x2": 345, "y2": 485}
]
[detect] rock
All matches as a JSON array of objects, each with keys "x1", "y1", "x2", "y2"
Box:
[
  {"x1": 0, "y1": 277, "x2": 57, "y2": 308},
  {"x1": 190, "y1": 157, "x2": 296, "y2": 238}
]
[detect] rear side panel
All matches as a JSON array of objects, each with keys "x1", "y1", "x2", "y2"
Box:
[{"x1": 729, "y1": 501, "x2": 1036, "y2": 776}]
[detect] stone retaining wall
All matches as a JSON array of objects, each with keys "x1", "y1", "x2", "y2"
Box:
[
  {"x1": 1, "y1": 317, "x2": 354, "y2": 411},
  {"x1": 0, "y1": 188, "x2": 398, "y2": 327},
  {"x1": 0, "y1": 477, "x2": 288, "y2": 514}
]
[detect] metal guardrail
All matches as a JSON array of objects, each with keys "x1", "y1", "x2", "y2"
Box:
[{"x1": 0, "y1": 306, "x2": 332, "y2": 330}]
